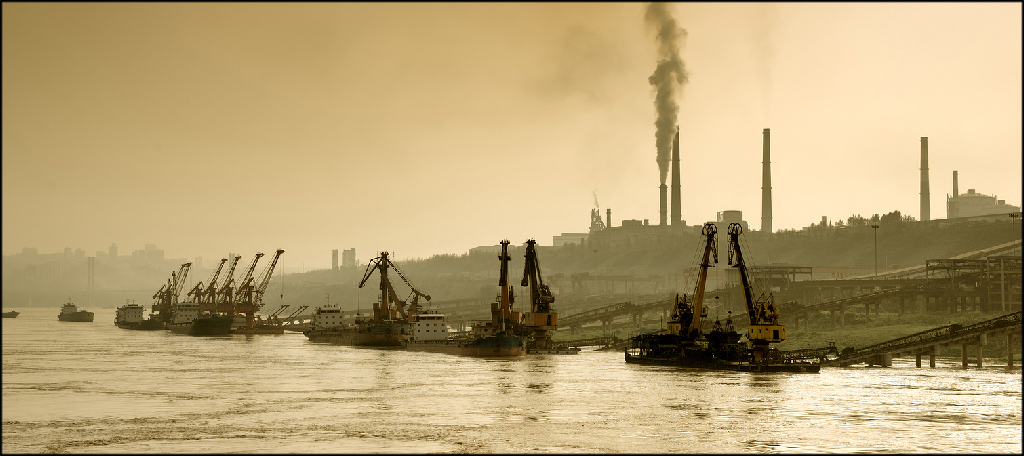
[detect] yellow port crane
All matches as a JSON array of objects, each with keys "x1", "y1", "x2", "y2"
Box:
[
  {"x1": 358, "y1": 251, "x2": 430, "y2": 322},
  {"x1": 727, "y1": 222, "x2": 785, "y2": 363},
  {"x1": 518, "y1": 239, "x2": 558, "y2": 348},
  {"x1": 667, "y1": 222, "x2": 717, "y2": 339}
]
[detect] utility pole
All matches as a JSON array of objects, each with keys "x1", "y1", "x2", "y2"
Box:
[{"x1": 871, "y1": 224, "x2": 880, "y2": 277}]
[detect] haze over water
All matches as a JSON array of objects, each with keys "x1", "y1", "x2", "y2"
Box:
[{"x1": 2, "y1": 307, "x2": 1020, "y2": 453}]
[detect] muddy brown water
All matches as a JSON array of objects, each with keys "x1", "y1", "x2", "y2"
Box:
[{"x1": 3, "y1": 307, "x2": 1021, "y2": 453}]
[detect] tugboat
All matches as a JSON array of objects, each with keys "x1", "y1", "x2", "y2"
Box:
[
  {"x1": 58, "y1": 301, "x2": 94, "y2": 322},
  {"x1": 402, "y1": 240, "x2": 526, "y2": 356},
  {"x1": 115, "y1": 300, "x2": 164, "y2": 330},
  {"x1": 304, "y1": 251, "x2": 428, "y2": 346},
  {"x1": 624, "y1": 223, "x2": 819, "y2": 373},
  {"x1": 2, "y1": 310, "x2": 19, "y2": 318}
]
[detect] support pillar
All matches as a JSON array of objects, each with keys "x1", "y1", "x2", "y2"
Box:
[
  {"x1": 962, "y1": 343, "x2": 969, "y2": 368},
  {"x1": 1009, "y1": 333, "x2": 1015, "y2": 368},
  {"x1": 840, "y1": 302, "x2": 846, "y2": 328},
  {"x1": 977, "y1": 344, "x2": 983, "y2": 368},
  {"x1": 916, "y1": 353, "x2": 922, "y2": 368},
  {"x1": 930, "y1": 345, "x2": 938, "y2": 368}
]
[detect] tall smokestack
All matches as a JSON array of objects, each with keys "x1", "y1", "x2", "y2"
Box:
[
  {"x1": 606, "y1": 208, "x2": 612, "y2": 229},
  {"x1": 950, "y1": 170, "x2": 959, "y2": 219},
  {"x1": 761, "y1": 128, "x2": 772, "y2": 233},
  {"x1": 660, "y1": 184, "x2": 668, "y2": 226},
  {"x1": 671, "y1": 126, "x2": 681, "y2": 226},
  {"x1": 952, "y1": 170, "x2": 958, "y2": 199},
  {"x1": 645, "y1": 2, "x2": 688, "y2": 220},
  {"x1": 920, "y1": 137, "x2": 930, "y2": 222}
]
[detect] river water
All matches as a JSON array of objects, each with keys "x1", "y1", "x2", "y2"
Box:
[{"x1": 2, "y1": 307, "x2": 1021, "y2": 453}]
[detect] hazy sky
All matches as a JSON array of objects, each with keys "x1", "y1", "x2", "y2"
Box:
[{"x1": 3, "y1": 3, "x2": 1021, "y2": 269}]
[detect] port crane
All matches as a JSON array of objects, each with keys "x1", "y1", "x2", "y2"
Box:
[
  {"x1": 235, "y1": 249, "x2": 283, "y2": 330},
  {"x1": 358, "y1": 251, "x2": 430, "y2": 322},
  {"x1": 189, "y1": 258, "x2": 227, "y2": 313},
  {"x1": 667, "y1": 223, "x2": 717, "y2": 339},
  {"x1": 150, "y1": 262, "x2": 191, "y2": 322},
  {"x1": 233, "y1": 253, "x2": 265, "y2": 303},
  {"x1": 214, "y1": 255, "x2": 242, "y2": 312},
  {"x1": 727, "y1": 222, "x2": 785, "y2": 363},
  {"x1": 490, "y1": 240, "x2": 517, "y2": 333},
  {"x1": 518, "y1": 239, "x2": 558, "y2": 348}
]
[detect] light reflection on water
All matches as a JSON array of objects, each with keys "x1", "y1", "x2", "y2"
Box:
[{"x1": 3, "y1": 307, "x2": 1021, "y2": 453}]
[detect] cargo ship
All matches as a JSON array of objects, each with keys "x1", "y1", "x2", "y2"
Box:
[
  {"x1": 402, "y1": 311, "x2": 527, "y2": 356},
  {"x1": 2, "y1": 310, "x2": 19, "y2": 318},
  {"x1": 624, "y1": 223, "x2": 820, "y2": 373},
  {"x1": 58, "y1": 301, "x2": 94, "y2": 322},
  {"x1": 114, "y1": 300, "x2": 165, "y2": 330},
  {"x1": 166, "y1": 302, "x2": 233, "y2": 336},
  {"x1": 403, "y1": 240, "x2": 526, "y2": 356},
  {"x1": 305, "y1": 251, "x2": 429, "y2": 346}
]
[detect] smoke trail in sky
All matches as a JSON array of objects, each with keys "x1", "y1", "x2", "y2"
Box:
[{"x1": 645, "y1": 2, "x2": 688, "y2": 185}]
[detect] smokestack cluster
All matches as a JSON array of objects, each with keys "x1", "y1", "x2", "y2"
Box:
[
  {"x1": 920, "y1": 137, "x2": 930, "y2": 222},
  {"x1": 761, "y1": 128, "x2": 772, "y2": 234},
  {"x1": 671, "y1": 127, "x2": 681, "y2": 226},
  {"x1": 645, "y1": 2, "x2": 688, "y2": 226}
]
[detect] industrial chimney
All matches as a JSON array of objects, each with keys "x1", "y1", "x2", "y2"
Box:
[
  {"x1": 606, "y1": 208, "x2": 612, "y2": 229},
  {"x1": 671, "y1": 127, "x2": 681, "y2": 226},
  {"x1": 949, "y1": 170, "x2": 959, "y2": 219},
  {"x1": 660, "y1": 184, "x2": 667, "y2": 226},
  {"x1": 761, "y1": 128, "x2": 772, "y2": 233},
  {"x1": 953, "y1": 170, "x2": 958, "y2": 198},
  {"x1": 920, "y1": 137, "x2": 930, "y2": 222}
]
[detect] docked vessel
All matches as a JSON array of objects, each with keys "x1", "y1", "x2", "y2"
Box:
[
  {"x1": 403, "y1": 310, "x2": 527, "y2": 356},
  {"x1": 2, "y1": 310, "x2": 19, "y2": 318},
  {"x1": 166, "y1": 303, "x2": 233, "y2": 336},
  {"x1": 304, "y1": 251, "x2": 429, "y2": 346},
  {"x1": 57, "y1": 301, "x2": 94, "y2": 322},
  {"x1": 624, "y1": 223, "x2": 820, "y2": 373},
  {"x1": 403, "y1": 240, "x2": 526, "y2": 356},
  {"x1": 114, "y1": 300, "x2": 164, "y2": 330}
]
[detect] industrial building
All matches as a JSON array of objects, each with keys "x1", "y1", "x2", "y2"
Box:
[{"x1": 946, "y1": 171, "x2": 1020, "y2": 219}]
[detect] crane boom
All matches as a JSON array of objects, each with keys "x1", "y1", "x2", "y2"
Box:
[
  {"x1": 687, "y1": 223, "x2": 718, "y2": 335},
  {"x1": 520, "y1": 239, "x2": 554, "y2": 313},
  {"x1": 253, "y1": 249, "x2": 284, "y2": 307},
  {"x1": 234, "y1": 253, "x2": 265, "y2": 299},
  {"x1": 217, "y1": 255, "x2": 242, "y2": 304},
  {"x1": 358, "y1": 253, "x2": 393, "y2": 322},
  {"x1": 727, "y1": 222, "x2": 785, "y2": 363},
  {"x1": 203, "y1": 258, "x2": 228, "y2": 303},
  {"x1": 169, "y1": 262, "x2": 192, "y2": 304},
  {"x1": 358, "y1": 251, "x2": 431, "y2": 322}
]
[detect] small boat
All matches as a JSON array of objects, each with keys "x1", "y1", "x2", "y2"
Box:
[
  {"x1": 2, "y1": 311, "x2": 19, "y2": 318},
  {"x1": 58, "y1": 301, "x2": 94, "y2": 322}
]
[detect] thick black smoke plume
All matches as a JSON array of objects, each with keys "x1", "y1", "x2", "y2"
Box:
[{"x1": 645, "y1": 2, "x2": 688, "y2": 185}]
